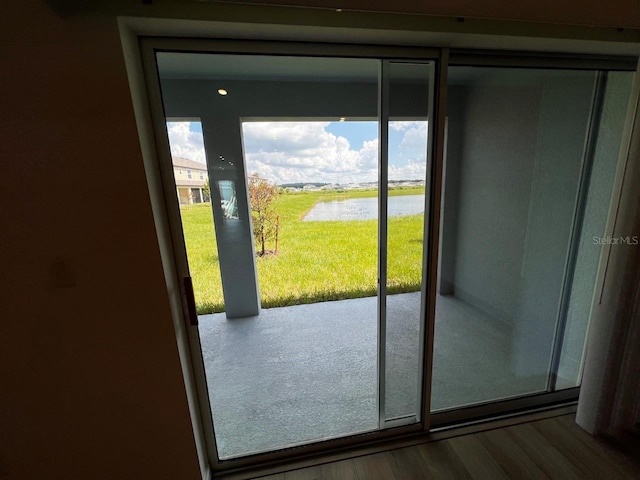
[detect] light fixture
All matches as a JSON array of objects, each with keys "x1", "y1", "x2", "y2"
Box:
[
  {"x1": 217, "y1": 88, "x2": 228, "y2": 96},
  {"x1": 339, "y1": 117, "x2": 346, "y2": 122}
]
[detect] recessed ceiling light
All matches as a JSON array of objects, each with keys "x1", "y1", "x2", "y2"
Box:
[{"x1": 218, "y1": 88, "x2": 228, "y2": 96}]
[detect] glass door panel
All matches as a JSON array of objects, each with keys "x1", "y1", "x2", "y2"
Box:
[
  {"x1": 157, "y1": 52, "x2": 384, "y2": 459},
  {"x1": 165, "y1": 120, "x2": 224, "y2": 315},
  {"x1": 381, "y1": 61, "x2": 434, "y2": 426},
  {"x1": 432, "y1": 66, "x2": 633, "y2": 412}
]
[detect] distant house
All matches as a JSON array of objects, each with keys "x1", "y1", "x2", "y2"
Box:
[{"x1": 172, "y1": 156, "x2": 209, "y2": 205}]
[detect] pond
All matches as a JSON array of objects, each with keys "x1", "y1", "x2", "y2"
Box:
[{"x1": 303, "y1": 194, "x2": 425, "y2": 221}]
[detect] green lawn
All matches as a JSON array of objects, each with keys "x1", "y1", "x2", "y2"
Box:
[{"x1": 180, "y1": 187, "x2": 426, "y2": 314}]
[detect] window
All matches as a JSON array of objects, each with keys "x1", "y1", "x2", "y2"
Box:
[
  {"x1": 187, "y1": 169, "x2": 192, "y2": 179},
  {"x1": 200, "y1": 171, "x2": 204, "y2": 180}
]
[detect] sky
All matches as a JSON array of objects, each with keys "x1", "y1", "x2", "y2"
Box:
[{"x1": 166, "y1": 120, "x2": 428, "y2": 185}]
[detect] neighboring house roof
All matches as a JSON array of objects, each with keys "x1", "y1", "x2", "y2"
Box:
[{"x1": 172, "y1": 156, "x2": 208, "y2": 170}]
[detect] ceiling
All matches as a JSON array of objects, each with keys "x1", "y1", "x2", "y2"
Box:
[
  {"x1": 157, "y1": 53, "x2": 380, "y2": 82},
  {"x1": 157, "y1": 52, "x2": 602, "y2": 87}
]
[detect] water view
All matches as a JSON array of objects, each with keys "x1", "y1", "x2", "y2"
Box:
[{"x1": 304, "y1": 194, "x2": 425, "y2": 221}]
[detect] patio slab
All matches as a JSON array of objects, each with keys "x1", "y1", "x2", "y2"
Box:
[{"x1": 198, "y1": 293, "x2": 547, "y2": 459}]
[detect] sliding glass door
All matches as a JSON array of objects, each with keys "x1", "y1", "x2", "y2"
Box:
[
  {"x1": 141, "y1": 38, "x2": 636, "y2": 470},
  {"x1": 150, "y1": 49, "x2": 436, "y2": 462}
]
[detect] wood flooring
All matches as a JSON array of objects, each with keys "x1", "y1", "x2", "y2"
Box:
[{"x1": 251, "y1": 414, "x2": 640, "y2": 479}]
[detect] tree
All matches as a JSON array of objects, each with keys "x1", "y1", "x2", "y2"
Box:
[
  {"x1": 248, "y1": 173, "x2": 280, "y2": 256},
  {"x1": 202, "y1": 179, "x2": 210, "y2": 201}
]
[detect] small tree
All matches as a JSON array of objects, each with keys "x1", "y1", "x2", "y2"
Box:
[
  {"x1": 202, "y1": 179, "x2": 210, "y2": 201},
  {"x1": 248, "y1": 173, "x2": 279, "y2": 256}
]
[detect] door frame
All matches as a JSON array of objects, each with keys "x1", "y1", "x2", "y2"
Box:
[{"x1": 378, "y1": 59, "x2": 440, "y2": 430}]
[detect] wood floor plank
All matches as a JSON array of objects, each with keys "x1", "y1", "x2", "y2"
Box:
[
  {"x1": 533, "y1": 417, "x2": 633, "y2": 479},
  {"x1": 504, "y1": 423, "x2": 582, "y2": 480},
  {"x1": 390, "y1": 445, "x2": 434, "y2": 479},
  {"x1": 247, "y1": 412, "x2": 633, "y2": 480},
  {"x1": 352, "y1": 452, "x2": 396, "y2": 480},
  {"x1": 475, "y1": 427, "x2": 548, "y2": 479},
  {"x1": 284, "y1": 465, "x2": 322, "y2": 480},
  {"x1": 417, "y1": 440, "x2": 473, "y2": 480},
  {"x1": 446, "y1": 435, "x2": 509, "y2": 480},
  {"x1": 319, "y1": 459, "x2": 358, "y2": 480}
]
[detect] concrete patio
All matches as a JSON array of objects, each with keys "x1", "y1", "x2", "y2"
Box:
[{"x1": 198, "y1": 293, "x2": 548, "y2": 459}]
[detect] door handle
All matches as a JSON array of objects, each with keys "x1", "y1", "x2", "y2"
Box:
[{"x1": 183, "y1": 276, "x2": 199, "y2": 326}]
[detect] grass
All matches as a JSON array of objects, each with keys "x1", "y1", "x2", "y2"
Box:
[{"x1": 180, "y1": 187, "x2": 426, "y2": 314}]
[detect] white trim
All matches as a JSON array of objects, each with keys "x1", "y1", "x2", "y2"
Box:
[
  {"x1": 377, "y1": 60, "x2": 389, "y2": 428},
  {"x1": 118, "y1": 19, "x2": 212, "y2": 480}
]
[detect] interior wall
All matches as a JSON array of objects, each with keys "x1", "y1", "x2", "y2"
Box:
[
  {"x1": 445, "y1": 82, "x2": 542, "y2": 323},
  {"x1": 438, "y1": 86, "x2": 467, "y2": 295},
  {"x1": 442, "y1": 71, "x2": 598, "y2": 379},
  {"x1": 0, "y1": 1, "x2": 201, "y2": 479},
  {"x1": 512, "y1": 74, "x2": 596, "y2": 377}
]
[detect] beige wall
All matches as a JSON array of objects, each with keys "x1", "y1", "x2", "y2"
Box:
[
  {"x1": 0, "y1": 1, "x2": 201, "y2": 478},
  {"x1": 174, "y1": 166, "x2": 207, "y2": 185}
]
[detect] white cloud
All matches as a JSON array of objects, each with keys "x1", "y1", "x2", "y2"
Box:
[
  {"x1": 390, "y1": 120, "x2": 425, "y2": 131},
  {"x1": 242, "y1": 122, "x2": 378, "y2": 184},
  {"x1": 389, "y1": 159, "x2": 426, "y2": 181},
  {"x1": 166, "y1": 122, "x2": 206, "y2": 164},
  {"x1": 388, "y1": 121, "x2": 428, "y2": 181},
  {"x1": 399, "y1": 123, "x2": 428, "y2": 151},
  {"x1": 165, "y1": 120, "x2": 427, "y2": 184}
]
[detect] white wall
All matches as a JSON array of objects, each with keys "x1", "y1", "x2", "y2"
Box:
[
  {"x1": 442, "y1": 68, "x2": 638, "y2": 394},
  {"x1": 445, "y1": 81, "x2": 541, "y2": 322},
  {"x1": 512, "y1": 74, "x2": 595, "y2": 377},
  {"x1": 442, "y1": 71, "x2": 601, "y2": 380}
]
